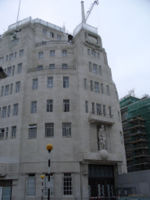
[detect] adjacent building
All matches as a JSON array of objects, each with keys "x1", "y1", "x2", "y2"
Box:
[
  {"x1": 0, "y1": 16, "x2": 126, "y2": 200},
  {"x1": 120, "y1": 95, "x2": 150, "y2": 172}
]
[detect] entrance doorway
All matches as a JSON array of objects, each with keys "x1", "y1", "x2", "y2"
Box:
[{"x1": 88, "y1": 165, "x2": 115, "y2": 200}]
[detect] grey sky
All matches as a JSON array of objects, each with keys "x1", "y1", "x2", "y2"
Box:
[{"x1": 0, "y1": 0, "x2": 150, "y2": 98}]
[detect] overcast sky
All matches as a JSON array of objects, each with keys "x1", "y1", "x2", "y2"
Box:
[{"x1": 0, "y1": 0, "x2": 150, "y2": 99}]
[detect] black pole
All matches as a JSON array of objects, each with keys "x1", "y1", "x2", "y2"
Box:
[{"x1": 47, "y1": 153, "x2": 51, "y2": 200}]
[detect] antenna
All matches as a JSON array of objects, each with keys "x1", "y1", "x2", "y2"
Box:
[
  {"x1": 81, "y1": 0, "x2": 99, "y2": 24},
  {"x1": 16, "y1": 0, "x2": 22, "y2": 24}
]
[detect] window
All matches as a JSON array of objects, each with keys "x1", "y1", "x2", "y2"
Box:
[
  {"x1": 92, "y1": 102, "x2": 95, "y2": 114},
  {"x1": 37, "y1": 65, "x2": 43, "y2": 71},
  {"x1": 12, "y1": 65, "x2": 15, "y2": 76},
  {"x1": 93, "y1": 64, "x2": 97, "y2": 73},
  {"x1": 62, "y1": 63, "x2": 68, "y2": 69},
  {"x1": 13, "y1": 103, "x2": 18, "y2": 116},
  {"x1": 85, "y1": 101, "x2": 88, "y2": 113},
  {"x1": 5, "y1": 127, "x2": 8, "y2": 139},
  {"x1": 42, "y1": 28, "x2": 47, "y2": 35},
  {"x1": 17, "y1": 63, "x2": 22, "y2": 74},
  {"x1": 7, "y1": 67, "x2": 11, "y2": 77},
  {"x1": 0, "y1": 128, "x2": 5, "y2": 139},
  {"x1": 28, "y1": 124, "x2": 37, "y2": 139},
  {"x1": 64, "y1": 173, "x2": 72, "y2": 195},
  {"x1": 50, "y1": 32, "x2": 54, "y2": 38},
  {"x1": 38, "y1": 51, "x2": 43, "y2": 59},
  {"x1": 49, "y1": 64, "x2": 55, "y2": 69},
  {"x1": 43, "y1": 174, "x2": 54, "y2": 196},
  {"x1": 98, "y1": 65, "x2": 102, "y2": 75},
  {"x1": 47, "y1": 100, "x2": 53, "y2": 112},
  {"x1": 63, "y1": 100, "x2": 70, "y2": 112},
  {"x1": 62, "y1": 49, "x2": 67, "y2": 56},
  {"x1": 101, "y1": 83, "x2": 104, "y2": 94},
  {"x1": 1, "y1": 86, "x2": 4, "y2": 96},
  {"x1": 88, "y1": 49, "x2": 90, "y2": 55},
  {"x1": 11, "y1": 126, "x2": 16, "y2": 138},
  {"x1": 108, "y1": 106, "x2": 112, "y2": 117},
  {"x1": 106, "y1": 85, "x2": 110, "y2": 95},
  {"x1": 103, "y1": 105, "x2": 106, "y2": 116},
  {"x1": 31, "y1": 101, "x2": 37, "y2": 113},
  {"x1": 32, "y1": 78, "x2": 38, "y2": 90},
  {"x1": 50, "y1": 50, "x2": 55, "y2": 56},
  {"x1": 62, "y1": 123, "x2": 71, "y2": 137},
  {"x1": 57, "y1": 34, "x2": 61, "y2": 40},
  {"x1": 15, "y1": 81, "x2": 21, "y2": 93},
  {"x1": 10, "y1": 83, "x2": 13, "y2": 95},
  {"x1": 84, "y1": 78, "x2": 87, "y2": 89},
  {"x1": 45, "y1": 123, "x2": 54, "y2": 137},
  {"x1": 4, "y1": 85, "x2": 9, "y2": 96},
  {"x1": 94, "y1": 82, "x2": 100, "y2": 93},
  {"x1": 89, "y1": 62, "x2": 92, "y2": 72},
  {"x1": 63, "y1": 77, "x2": 69, "y2": 88},
  {"x1": 47, "y1": 77, "x2": 53, "y2": 88},
  {"x1": 7, "y1": 105, "x2": 11, "y2": 117},
  {"x1": 2, "y1": 106, "x2": 7, "y2": 118},
  {"x1": 26, "y1": 174, "x2": 36, "y2": 196},
  {"x1": 19, "y1": 49, "x2": 24, "y2": 57},
  {"x1": 96, "y1": 104, "x2": 101, "y2": 115},
  {"x1": 90, "y1": 80, "x2": 93, "y2": 91}
]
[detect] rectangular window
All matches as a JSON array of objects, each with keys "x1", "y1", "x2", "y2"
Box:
[
  {"x1": 62, "y1": 49, "x2": 67, "y2": 56},
  {"x1": 10, "y1": 83, "x2": 13, "y2": 95},
  {"x1": 85, "y1": 101, "x2": 88, "y2": 113},
  {"x1": 62, "y1": 63, "x2": 68, "y2": 69},
  {"x1": 32, "y1": 78, "x2": 38, "y2": 90},
  {"x1": 37, "y1": 65, "x2": 43, "y2": 71},
  {"x1": 84, "y1": 78, "x2": 87, "y2": 89},
  {"x1": 47, "y1": 99, "x2": 53, "y2": 112},
  {"x1": 109, "y1": 106, "x2": 112, "y2": 118},
  {"x1": 43, "y1": 174, "x2": 54, "y2": 196},
  {"x1": 49, "y1": 64, "x2": 55, "y2": 69},
  {"x1": 12, "y1": 65, "x2": 15, "y2": 76},
  {"x1": 57, "y1": 34, "x2": 61, "y2": 40},
  {"x1": 2, "y1": 106, "x2": 7, "y2": 118},
  {"x1": 63, "y1": 99, "x2": 70, "y2": 112},
  {"x1": 1, "y1": 86, "x2": 4, "y2": 96},
  {"x1": 31, "y1": 101, "x2": 37, "y2": 113},
  {"x1": 47, "y1": 77, "x2": 53, "y2": 88},
  {"x1": 88, "y1": 49, "x2": 90, "y2": 55},
  {"x1": 7, "y1": 105, "x2": 11, "y2": 117},
  {"x1": 90, "y1": 80, "x2": 93, "y2": 91},
  {"x1": 45, "y1": 123, "x2": 54, "y2": 137},
  {"x1": 17, "y1": 63, "x2": 22, "y2": 73},
  {"x1": 13, "y1": 103, "x2": 18, "y2": 116},
  {"x1": 63, "y1": 77, "x2": 69, "y2": 88},
  {"x1": 11, "y1": 126, "x2": 17, "y2": 138},
  {"x1": 62, "y1": 123, "x2": 71, "y2": 137},
  {"x1": 96, "y1": 103, "x2": 101, "y2": 115},
  {"x1": 94, "y1": 82, "x2": 100, "y2": 93},
  {"x1": 4, "y1": 85, "x2": 9, "y2": 96},
  {"x1": 92, "y1": 102, "x2": 95, "y2": 114},
  {"x1": 101, "y1": 83, "x2": 104, "y2": 94},
  {"x1": 38, "y1": 51, "x2": 43, "y2": 59},
  {"x1": 93, "y1": 64, "x2": 97, "y2": 73},
  {"x1": 50, "y1": 32, "x2": 54, "y2": 38},
  {"x1": 7, "y1": 66, "x2": 11, "y2": 77},
  {"x1": 98, "y1": 65, "x2": 102, "y2": 75},
  {"x1": 106, "y1": 85, "x2": 110, "y2": 95},
  {"x1": 15, "y1": 81, "x2": 21, "y2": 93},
  {"x1": 0, "y1": 128, "x2": 5, "y2": 140},
  {"x1": 103, "y1": 105, "x2": 106, "y2": 116},
  {"x1": 26, "y1": 174, "x2": 36, "y2": 196},
  {"x1": 50, "y1": 50, "x2": 55, "y2": 56},
  {"x1": 64, "y1": 173, "x2": 72, "y2": 195},
  {"x1": 5, "y1": 127, "x2": 8, "y2": 139},
  {"x1": 89, "y1": 62, "x2": 92, "y2": 72},
  {"x1": 19, "y1": 49, "x2": 24, "y2": 57},
  {"x1": 28, "y1": 124, "x2": 37, "y2": 139}
]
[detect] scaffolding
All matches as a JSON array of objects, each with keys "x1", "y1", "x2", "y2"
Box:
[{"x1": 120, "y1": 96, "x2": 150, "y2": 172}]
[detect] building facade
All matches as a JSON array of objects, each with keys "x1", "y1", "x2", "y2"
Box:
[
  {"x1": 120, "y1": 95, "x2": 150, "y2": 172},
  {"x1": 0, "y1": 17, "x2": 126, "y2": 199}
]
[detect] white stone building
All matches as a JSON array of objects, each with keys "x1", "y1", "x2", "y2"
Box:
[{"x1": 0, "y1": 16, "x2": 126, "y2": 200}]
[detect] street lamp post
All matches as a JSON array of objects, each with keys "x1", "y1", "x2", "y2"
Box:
[
  {"x1": 40, "y1": 174, "x2": 45, "y2": 200},
  {"x1": 46, "y1": 144, "x2": 53, "y2": 200}
]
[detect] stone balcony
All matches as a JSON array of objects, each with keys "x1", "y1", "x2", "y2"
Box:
[{"x1": 88, "y1": 113, "x2": 114, "y2": 126}]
